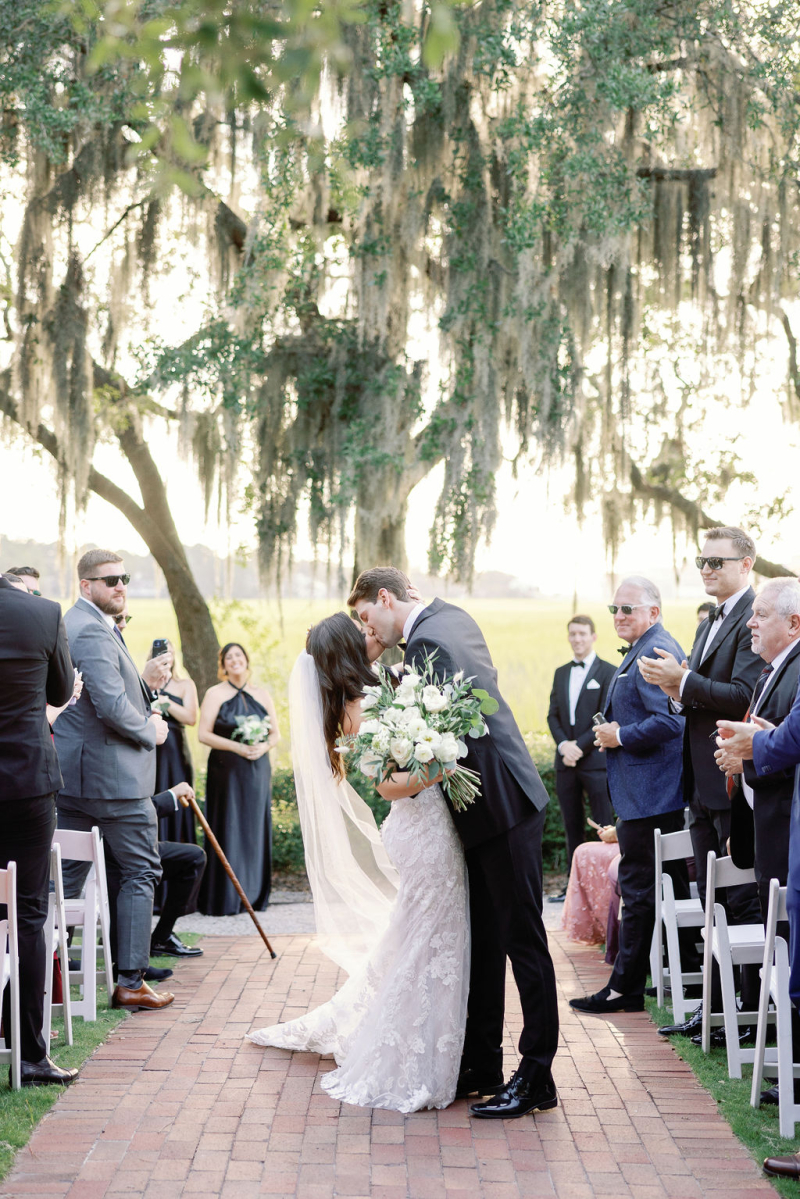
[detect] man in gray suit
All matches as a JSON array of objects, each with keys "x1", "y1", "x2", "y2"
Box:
[{"x1": 54, "y1": 549, "x2": 174, "y2": 1012}]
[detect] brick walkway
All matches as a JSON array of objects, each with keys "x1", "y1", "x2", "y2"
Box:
[{"x1": 1, "y1": 930, "x2": 776, "y2": 1199}]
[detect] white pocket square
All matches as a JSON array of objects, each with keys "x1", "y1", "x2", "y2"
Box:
[
  {"x1": 617, "y1": 672, "x2": 628, "y2": 678},
  {"x1": 586, "y1": 679, "x2": 601, "y2": 690}
]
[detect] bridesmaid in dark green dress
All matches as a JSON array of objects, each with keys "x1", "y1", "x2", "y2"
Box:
[{"x1": 197, "y1": 642, "x2": 280, "y2": 916}]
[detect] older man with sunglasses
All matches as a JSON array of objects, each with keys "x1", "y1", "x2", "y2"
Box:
[
  {"x1": 570, "y1": 577, "x2": 686, "y2": 1015},
  {"x1": 54, "y1": 549, "x2": 174, "y2": 1012},
  {"x1": 640, "y1": 527, "x2": 764, "y2": 1042}
]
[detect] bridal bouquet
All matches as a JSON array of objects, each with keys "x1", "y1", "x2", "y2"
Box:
[
  {"x1": 340, "y1": 654, "x2": 499, "y2": 811},
  {"x1": 150, "y1": 694, "x2": 172, "y2": 716},
  {"x1": 231, "y1": 713, "x2": 272, "y2": 744}
]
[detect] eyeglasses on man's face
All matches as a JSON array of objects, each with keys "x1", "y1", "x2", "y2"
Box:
[
  {"x1": 608, "y1": 604, "x2": 649, "y2": 616},
  {"x1": 84, "y1": 574, "x2": 131, "y2": 587},
  {"x1": 695, "y1": 556, "x2": 745, "y2": 571},
  {"x1": 114, "y1": 615, "x2": 132, "y2": 626}
]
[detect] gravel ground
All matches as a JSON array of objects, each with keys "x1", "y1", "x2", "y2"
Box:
[{"x1": 169, "y1": 886, "x2": 564, "y2": 937}]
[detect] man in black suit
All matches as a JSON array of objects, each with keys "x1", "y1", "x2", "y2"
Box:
[
  {"x1": 547, "y1": 615, "x2": 615, "y2": 897},
  {"x1": 641, "y1": 526, "x2": 764, "y2": 1039},
  {"x1": 0, "y1": 575, "x2": 79, "y2": 1086},
  {"x1": 350, "y1": 567, "x2": 557, "y2": 1120}
]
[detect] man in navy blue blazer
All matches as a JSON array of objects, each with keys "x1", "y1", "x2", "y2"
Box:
[{"x1": 570, "y1": 576, "x2": 686, "y2": 1015}]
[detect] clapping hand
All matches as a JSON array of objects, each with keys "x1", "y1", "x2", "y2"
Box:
[
  {"x1": 638, "y1": 648, "x2": 688, "y2": 699},
  {"x1": 714, "y1": 716, "x2": 776, "y2": 767}
]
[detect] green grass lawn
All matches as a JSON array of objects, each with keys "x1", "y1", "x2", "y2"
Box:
[
  {"x1": 92, "y1": 595, "x2": 707, "y2": 770},
  {"x1": 647, "y1": 996, "x2": 797, "y2": 1196}
]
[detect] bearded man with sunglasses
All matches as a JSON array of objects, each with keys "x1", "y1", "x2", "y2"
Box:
[
  {"x1": 54, "y1": 550, "x2": 175, "y2": 1012},
  {"x1": 641, "y1": 526, "x2": 764, "y2": 1041}
]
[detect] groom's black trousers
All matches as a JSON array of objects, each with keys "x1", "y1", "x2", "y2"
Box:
[{"x1": 461, "y1": 802, "x2": 558, "y2": 1084}]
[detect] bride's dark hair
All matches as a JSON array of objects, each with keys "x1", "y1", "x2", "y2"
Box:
[{"x1": 307, "y1": 612, "x2": 375, "y2": 779}]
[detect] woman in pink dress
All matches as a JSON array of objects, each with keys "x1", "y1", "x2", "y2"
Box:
[{"x1": 562, "y1": 822, "x2": 620, "y2": 947}]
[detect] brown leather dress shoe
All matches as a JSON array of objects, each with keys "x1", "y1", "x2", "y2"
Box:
[
  {"x1": 764, "y1": 1152, "x2": 800, "y2": 1178},
  {"x1": 112, "y1": 980, "x2": 175, "y2": 1011}
]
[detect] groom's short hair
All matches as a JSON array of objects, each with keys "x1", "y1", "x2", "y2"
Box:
[{"x1": 348, "y1": 567, "x2": 411, "y2": 607}]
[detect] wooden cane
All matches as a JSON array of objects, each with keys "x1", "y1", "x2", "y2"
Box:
[{"x1": 187, "y1": 794, "x2": 278, "y2": 959}]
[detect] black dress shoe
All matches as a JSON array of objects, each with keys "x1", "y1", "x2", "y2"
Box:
[
  {"x1": 455, "y1": 1067, "x2": 504, "y2": 1100},
  {"x1": 569, "y1": 986, "x2": 644, "y2": 1014},
  {"x1": 143, "y1": 965, "x2": 174, "y2": 982},
  {"x1": 657, "y1": 1003, "x2": 703, "y2": 1037},
  {"x1": 690, "y1": 1024, "x2": 757, "y2": 1048},
  {"x1": 547, "y1": 887, "x2": 567, "y2": 903},
  {"x1": 151, "y1": 933, "x2": 203, "y2": 958},
  {"x1": 470, "y1": 1071, "x2": 558, "y2": 1120},
  {"x1": 16, "y1": 1056, "x2": 79, "y2": 1087},
  {"x1": 760, "y1": 1082, "x2": 800, "y2": 1105}
]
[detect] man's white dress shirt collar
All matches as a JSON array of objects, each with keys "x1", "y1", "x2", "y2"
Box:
[{"x1": 403, "y1": 603, "x2": 427, "y2": 644}]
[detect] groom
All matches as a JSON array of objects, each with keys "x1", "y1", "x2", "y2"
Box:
[{"x1": 349, "y1": 567, "x2": 558, "y2": 1118}]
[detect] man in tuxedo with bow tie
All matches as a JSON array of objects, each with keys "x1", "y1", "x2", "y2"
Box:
[
  {"x1": 53, "y1": 550, "x2": 175, "y2": 1013},
  {"x1": 547, "y1": 616, "x2": 615, "y2": 896},
  {"x1": 641, "y1": 527, "x2": 764, "y2": 1040}
]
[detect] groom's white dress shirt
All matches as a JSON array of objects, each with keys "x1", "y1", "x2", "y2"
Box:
[{"x1": 403, "y1": 603, "x2": 427, "y2": 644}]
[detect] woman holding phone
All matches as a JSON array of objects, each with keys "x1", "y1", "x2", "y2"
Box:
[
  {"x1": 197, "y1": 642, "x2": 280, "y2": 916},
  {"x1": 147, "y1": 638, "x2": 198, "y2": 844}
]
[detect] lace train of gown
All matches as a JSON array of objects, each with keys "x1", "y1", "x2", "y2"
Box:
[{"x1": 248, "y1": 784, "x2": 469, "y2": 1113}]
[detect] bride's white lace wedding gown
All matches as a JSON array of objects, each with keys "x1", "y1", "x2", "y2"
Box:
[{"x1": 248, "y1": 781, "x2": 469, "y2": 1113}]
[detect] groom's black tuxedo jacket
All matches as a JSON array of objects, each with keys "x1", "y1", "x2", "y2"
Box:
[
  {"x1": 404, "y1": 598, "x2": 549, "y2": 849},
  {"x1": 681, "y1": 586, "x2": 762, "y2": 810}
]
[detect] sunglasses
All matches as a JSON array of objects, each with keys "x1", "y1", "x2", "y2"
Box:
[
  {"x1": 84, "y1": 574, "x2": 131, "y2": 587},
  {"x1": 114, "y1": 615, "x2": 132, "y2": 626},
  {"x1": 608, "y1": 604, "x2": 649, "y2": 615},
  {"x1": 695, "y1": 556, "x2": 745, "y2": 570}
]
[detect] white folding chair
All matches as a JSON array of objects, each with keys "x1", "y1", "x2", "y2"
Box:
[
  {"x1": 701, "y1": 850, "x2": 766, "y2": 1078},
  {"x1": 42, "y1": 842, "x2": 73, "y2": 1047},
  {"x1": 53, "y1": 828, "x2": 113, "y2": 1021},
  {"x1": 0, "y1": 862, "x2": 21, "y2": 1090},
  {"x1": 651, "y1": 828, "x2": 704, "y2": 1021},
  {"x1": 750, "y1": 879, "x2": 800, "y2": 1137}
]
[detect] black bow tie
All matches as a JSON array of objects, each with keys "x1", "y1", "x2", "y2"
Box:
[
  {"x1": 617, "y1": 646, "x2": 629, "y2": 656},
  {"x1": 707, "y1": 605, "x2": 725, "y2": 623},
  {"x1": 571, "y1": 660, "x2": 585, "y2": 668}
]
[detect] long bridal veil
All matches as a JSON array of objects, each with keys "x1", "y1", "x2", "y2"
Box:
[{"x1": 289, "y1": 651, "x2": 400, "y2": 975}]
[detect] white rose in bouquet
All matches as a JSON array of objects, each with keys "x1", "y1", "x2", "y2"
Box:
[
  {"x1": 415, "y1": 742, "x2": 435, "y2": 764},
  {"x1": 360, "y1": 750, "x2": 384, "y2": 777},
  {"x1": 360, "y1": 719, "x2": 381, "y2": 736},
  {"x1": 405, "y1": 717, "x2": 430, "y2": 742},
  {"x1": 416, "y1": 727, "x2": 442, "y2": 751},
  {"x1": 435, "y1": 733, "x2": 460, "y2": 763},
  {"x1": 361, "y1": 693, "x2": 379, "y2": 710},
  {"x1": 398, "y1": 705, "x2": 423, "y2": 725},
  {"x1": 394, "y1": 685, "x2": 420, "y2": 708},
  {"x1": 390, "y1": 736, "x2": 414, "y2": 767},
  {"x1": 422, "y1": 685, "x2": 449, "y2": 713}
]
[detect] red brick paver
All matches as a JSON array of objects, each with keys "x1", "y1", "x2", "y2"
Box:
[{"x1": 0, "y1": 931, "x2": 776, "y2": 1198}]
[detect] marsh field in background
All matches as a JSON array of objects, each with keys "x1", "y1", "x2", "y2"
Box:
[{"x1": 92, "y1": 595, "x2": 707, "y2": 771}]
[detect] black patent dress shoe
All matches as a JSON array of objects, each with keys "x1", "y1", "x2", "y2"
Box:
[
  {"x1": 455, "y1": 1067, "x2": 504, "y2": 1100},
  {"x1": 569, "y1": 986, "x2": 644, "y2": 1014},
  {"x1": 151, "y1": 933, "x2": 203, "y2": 958},
  {"x1": 657, "y1": 1003, "x2": 703, "y2": 1037},
  {"x1": 470, "y1": 1071, "x2": 558, "y2": 1120},
  {"x1": 690, "y1": 1024, "x2": 757, "y2": 1048},
  {"x1": 761, "y1": 1081, "x2": 800, "y2": 1105},
  {"x1": 16, "y1": 1056, "x2": 79, "y2": 1087},
  {"x1": 143, "y1": 964, "x2": 174, "y2": 982}
]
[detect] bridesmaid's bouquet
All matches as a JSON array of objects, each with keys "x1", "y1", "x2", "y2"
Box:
[
  {"x1": 231, "y1": 714, "x2": 272, "y2": 744},
  {"x1": 339, "y1": 653, "x2": 499, "y2": 811}
]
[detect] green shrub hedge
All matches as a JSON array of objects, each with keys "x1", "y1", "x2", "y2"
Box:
[{"x1": 271, "y1": 737, "x2": 568, "y2": 877}]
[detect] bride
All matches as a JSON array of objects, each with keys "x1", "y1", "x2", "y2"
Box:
[{"x1": 247, "y1": 612, "x2": 469, "y2": 1112}]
